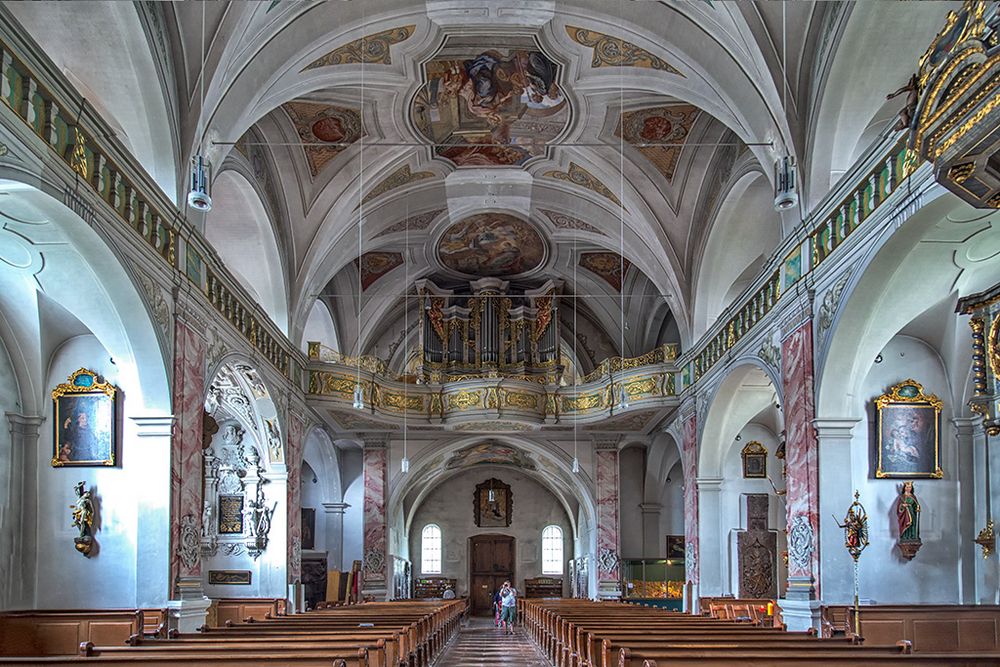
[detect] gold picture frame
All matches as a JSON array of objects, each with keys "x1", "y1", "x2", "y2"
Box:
[
  {"x1": 875, "y1": 379, "x2": 943, "y2": 479},
  {"x1": 51, "y1": 368, "x2": 118, "y2": 467},
  {"x1": 741, "y1": 440, "x2": 768, "y2": 478}
]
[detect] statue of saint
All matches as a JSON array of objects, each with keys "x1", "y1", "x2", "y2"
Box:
[
  {"x1": 896, "y1": 481, "x2": 923, "y2": 559},
  {"x1": 70, "y1": 481, "x2": 96, "y2": 556},
  {"x1": 886, "y1": 73, "x2": 920, "y2": 132}
]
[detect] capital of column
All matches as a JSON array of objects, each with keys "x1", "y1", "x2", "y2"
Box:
[
  {"x1": 322, "y1": 502, "x2": 350, "y2": 515},
  {"x1": 952, "y1": 416, "x2": 985, "y2": 437},
  {"x1": 6, "y1": 413, "x2": 44, "y2": 437},
  {"x1": 361, "y1": 433, "x2": 390, "y2": 450},
  {"x1": 130, "y1": 415, "x2": 176, "y2": 438},
  {"x1": 592, "y1": 435, "x2": 621, "y2": 450},
  {"x1": 696, "y1": 477, "x2": 723, "y2": 493},
  {"x1": 812, "y1": 418, "x2": 861, "y2": 440},
  {"x1": 639, "y1": 503, "x2": 662, "y2": 515}
]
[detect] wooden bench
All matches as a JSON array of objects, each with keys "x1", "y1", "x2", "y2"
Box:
[
  {"x1": 848, "y1": 604, "x2": 1000, "y2": 653},
  {"x1": 0, "y1": 610, "x2": 144, "y2": 656},
  {"x1": 0, "y1": 599, "x2": 467, "y2": 667}
]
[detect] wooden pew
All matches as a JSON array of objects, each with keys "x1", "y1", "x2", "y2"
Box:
[
  {"x1": 0, "y1": 610, "x2": 143, "y2": 656},
  {"x1": 848, "y1": 604, "x2": 1000, "y2": 653},
  {"x1": 0, "y1": 599, "x2": 467, "y2": 667},
  {"x1": 210, "y1": 598, "x2": 287, "y2": 627}
]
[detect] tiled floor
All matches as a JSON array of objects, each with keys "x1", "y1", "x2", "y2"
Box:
[{"x1": 435, "y1": 616, "x2": 549, "y2": 666}]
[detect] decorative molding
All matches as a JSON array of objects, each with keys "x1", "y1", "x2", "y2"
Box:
[
  {"x1": 788, "y1": 515, "x2": 814, "y2": 571},
  {"x1": 817, "y1": 269, "x2": 852, "y2": 333},
  {"x1": 135, "y1": 270, "x2": 171, "y2": 343},
  {"x1": 566, "y1": 26, "x2": 683, "y2": 75},
  {"x1": 372, "y1": 209, "x2": 445, "y2": 239},
  {"x1": 544, "y1": 162, "x2": 624, "y2": 209},
  {"x1": 540, "y1": 209, "x2": 606, "y2": 236},
  {"x1": 361, "y1": 165, "x2": 435, "y2": 206},
  {"x1": 302, "y1": 25, "x2": 415, "y2": 70},
  {"x1": 178, "y1": 514, "x2": 200, "y2": 570}
]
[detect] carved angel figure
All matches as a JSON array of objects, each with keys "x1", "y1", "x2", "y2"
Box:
[{"x1": 70, "y1": 481, "x2": 94, "y2": 539}]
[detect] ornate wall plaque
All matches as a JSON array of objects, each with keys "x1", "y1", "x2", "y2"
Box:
[
  {"x1": 208, "y1": 570, "x2": 251, "y2": 585},
  {"x1": 218, "y1": 495, "x2": 244, "y2": 534},
  {"x1": 736, "y1": 494, "x2": 776, "y2": 598},
  {"x1": 741, "y1": 440, "x2": 768, "y2": 478}
]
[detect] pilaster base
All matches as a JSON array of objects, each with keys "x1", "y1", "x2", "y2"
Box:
[
  {"x1": 778, "y1": 597, "x2": 821, "y2": 633},
  {"x1": 167, "y1": 597, "x2": 211, "y2": 634},
  {"x1": 362, "y1": 581, "x2": 388, "y2": 601},
  {"x1": 287, "y1": 583, "x2": 304, "y2": 614},
  {"x1": 597, "y1": 581, "x2": 622, "y2": 600}
]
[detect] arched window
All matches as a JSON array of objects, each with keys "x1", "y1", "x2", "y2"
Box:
[
  {"x1": 421, "y1": 524, "x2": 442, "y2": 574},
  {"x1": 541, "y1": 525, "x2": 563, "y2": 575}
]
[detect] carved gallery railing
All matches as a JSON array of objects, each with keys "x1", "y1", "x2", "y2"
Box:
[
  {"x1": 685, "y1": 135, "x2": 917, "y2": 385},
  {"x1": 305, "y1": 344, "x2": 677, "y2": 429},
  {"x1": 0, "y1": 23, "x2": 294, "y2": 379},
  {"x1": 416, "y1": 278, "x2": 562, "y2": 384}
]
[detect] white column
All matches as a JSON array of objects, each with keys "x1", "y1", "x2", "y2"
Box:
[
  {"x1": 696, "y1": 478, "x2": 723, "y2": 597},
  {"x1": 814, "y1": 418, "x2": 859, "y2": 606},
  {"x1": 972, "y1": 421, "x2": 1000, "y2": 603},
  {"x1": 323, "y1": 502, "x2": 350, "y2": 571},
  {"x1": 131, "y1": 415, "x2": 174, "y2": 608},
  {"x1": 4, "y1": 414, "x2": 43, "y2": 609},
  {"x1": 953, "y1": 417, "x2": 983, "y2": 603},
  {"x1": 639, "y1": 503, "x2": 662, "y2": 558}
]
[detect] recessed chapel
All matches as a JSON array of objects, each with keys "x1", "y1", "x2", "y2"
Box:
[{"x1": 2, "y1": 1, "x2": 1000, "y2": 663}]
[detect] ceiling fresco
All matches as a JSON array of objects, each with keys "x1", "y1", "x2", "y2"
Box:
[
  {"x1": 437, "y1": 213, "x2": 546, "y2": 277},
  {"x1": 616, "y1": 104, "x2": 700, "y2": 182},
  {"x1": 355, "y1": 251, "x2": 404, "y2": 290},
  {"x1": 282, "y1": 100, "x2": 363, "y2": 177},
  {"x1": 411, "y1": 36, "x2": 569, "y2": 167},
  {"x1": 580, "y1": 252, "x2": 632, "y2": 292},
  {"x1": 445, "y1": 441, "x2": 538, "y2": 470}
]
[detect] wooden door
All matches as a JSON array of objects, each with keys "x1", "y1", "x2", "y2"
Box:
[{"x1": 469, "y1": 535, "x2": 515, "y2": 616}]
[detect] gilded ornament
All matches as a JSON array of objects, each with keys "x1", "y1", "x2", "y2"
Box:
[
  {"x1": 447, "y1": 390, "x2": 481, "y2": 411},
  {"x1": 544, "y1": 162, "x2": 624, "y2": 209},
  {"x1": 360, "y1": 164, "x2": 434, "y2": 206},
  {"x1": 948, "y1": 161, "x2": 977, "y2": 183},
  {"x1": 302, "y1": 25, "x2": 415, "y2": 70},
  {"x1": 504, "y1": 391, "x2": 538, "y2": 411},
  {"x1": 566, "y1": 26, "x2": 683, "y2": 76}
]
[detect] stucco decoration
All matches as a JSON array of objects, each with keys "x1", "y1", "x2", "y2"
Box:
[
  {"x1": 437, "y1": 213, "x2": 545, "y2": 277},
  {"x1": 616, "y1": 104, "x2": 700, "y2": 182},
  {"x1": 788, "y1": 514, "x2": 815, "y2": 571},
  {"x1": 818, "y1": 269, "x2": 852, "y2": 333},
  {"x1": 412, "y1": 37, "x2": 568, "y2": 167},
  {"x1": 372, "y1": 209, "x2": 445, "y2": 239},
  {"x1": 355, "y1": 252, "x2": 403, "y2": 290},
  {"x1": 302, "y1": 25, "x2": 415, "y2": 70},
  {"x1": 540, "y1": 209, "x2": 606, "y2": 236},
  {"x1": 566, "y1": 26, "x2": 683, "y2": 75},
  {"x1": 282, "y1": 101, "x2": 363, "y2": 177},
  {"x1": 445, "y1": 441, "x2": 538, "y2": 470},
  {"x1": 361, "y1": 165, "x2": 435, "y2": 206},
  {"x1": 579, "y1": 252, "x2": 631, "y2": 291},
  {"x1": 544, "y1": 162, "x2": 624, "y2": 209}
]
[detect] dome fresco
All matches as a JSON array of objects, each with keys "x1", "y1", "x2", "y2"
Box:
[{"x1": 436, "y1": 213, "x2": 546, "y2": 277}]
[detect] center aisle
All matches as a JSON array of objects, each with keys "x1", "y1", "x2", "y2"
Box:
[{"x1": 434, "y1": 616, "x2": 549, "y2": 667}]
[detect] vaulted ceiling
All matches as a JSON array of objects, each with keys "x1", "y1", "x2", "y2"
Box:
[{"x1": 7, "y1": 0, "x2": 962, "y2": 365}]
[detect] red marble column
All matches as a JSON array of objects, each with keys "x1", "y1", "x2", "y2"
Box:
[
  {"x1": 782, "y1": 320, "x2": 820, "y2": 597},
  {"x1": 170, "y1": 319, "x2": 206, "y2": 596},
  {"x1": 681, "y1": 413, "x2": 699, "y2": 587},
  {"x1": 594, "y1": 440, "x2": 621, "y2": 597},
  {"x1": 286, "y1": 412, "x2": 305, "y2": 584},
  {"x1": 362, "y1": 437, "x2": 388, "y2": 597}
]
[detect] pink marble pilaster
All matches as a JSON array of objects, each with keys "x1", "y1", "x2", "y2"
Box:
[
  {"x1": 362, "y1": 441, "x2": 388, "y2": 586},
  {"x1": 170, "y1": 319, "x2": 206, "y2": 595},
  {"x1": 681, "y1": 413, "x2": 699, "y2": 586},
  {"x1": 782, "y1": 321, "x2": 820, "y2": 596},
  {"x1": 595, "y1": 443, "x2": 620, "y2": 587},
  {"x1": 286, "y1": 413, "x2": 305, "y2": 584}
]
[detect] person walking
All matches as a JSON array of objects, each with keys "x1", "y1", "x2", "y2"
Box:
[
  {"x1": 498, "y1": 580, "x2": 517, "y2": 635},
  {"x1": 492, "y1": 587, "x2": 503, "y2": 627}
]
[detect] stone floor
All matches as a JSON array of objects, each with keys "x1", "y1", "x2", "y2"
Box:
[{"x1": 434, "y1": 616, "x2": 549, "y2": 666}]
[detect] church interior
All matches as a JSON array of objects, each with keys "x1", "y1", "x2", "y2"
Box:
[{"x1": 2, "y1": 0, "x2": 1000, "y2": 664}]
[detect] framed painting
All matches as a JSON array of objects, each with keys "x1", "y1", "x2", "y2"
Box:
[
  {"x1": 208, "y1": 570, "x2": 251, "y2": 585},
  {"x1": 665, "y1": 535, "x2": 685, "y2": 560},
  {"x1": 875, "y1": 379, "x2": 943, "y2": 478},
  {"x1": 741, "y1": 441, "x2": 768, "y2": 478},
  {"x1": 474, "y1": 478, "x2": 512, "y2": 528},
  {"x1": 301, "y1": 507, "x2": 316, "y2": 550},
  {"x1": 51, "y1": 368, "x2": 118, "y2": 467}
]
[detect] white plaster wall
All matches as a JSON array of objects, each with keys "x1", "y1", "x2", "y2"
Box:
[
  {"x1": 619, "y1": 446, "x2": 645, "y2": 558},
  {"x1": 822, "y1": 335, "x2": 962, "y2": 604},
  {"x1": 0, "y1": 334, "x2": 22, "y2": 608},
  {"x1": 657, "y1": 460, "x2": 684, "y2": 557},
  {"x1": 34, "y1": 335, "x2": 153, "y2": 607},
  {"x1": 342, "y1": 474, "x2": 364, "y2": 569},
  {"x1": 719, "y1": 424, "x2": 787, "y2": 597},
  {"x1": 408, "y1": 466, "x2": 572, "y2": 597}
]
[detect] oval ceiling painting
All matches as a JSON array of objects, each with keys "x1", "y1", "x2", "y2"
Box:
[{"x1": 437, "y1": 214, "x2": 545, "y2": 277}]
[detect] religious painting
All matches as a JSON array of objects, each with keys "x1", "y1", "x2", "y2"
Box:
[
  {"x1": 446, "y1": 441, "x2": 537, "y2": 471},
  {"x1": 437, "y1": 214, "x2": 545, "y2": 277},
  {"x1": 281, "y1": 100, "x2": 363, "y2": 177},
  {"x1": 301, "y1": 507, "x2": 316, "y2": 550},
  {"x1": 474, "y1": 478, "x2": 512, "y2": 528},
  {"x1": 615, "y1": 104, "x2": 700, "y2": 182},
  {"x1": 665, "y1": 535, "x2": 685, "y2": 560},
  {"x1": 579, "y1": 252, "x2": 631, "y2": 292},
  {"x1": 51, "y1": 368, "x2": 117, "y2": 467},
  {"x1": 874, "y1": 379, "x2": 943, "y2": 478},
  {"x1": 354, "y1": 252, "x2": 403, "y2": 290},
  {"x1": 741, "y1": 441, "x2": 768, "y2": 479},
  {"x1": 208, "y1": 570, "x2": 252, "y2": 585},
  {"x1": 412, "y1": 36, "x2": 569, "y2": 167}
]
